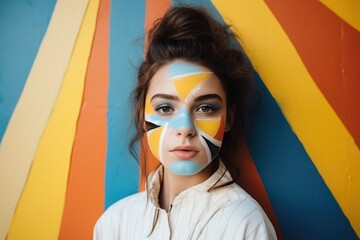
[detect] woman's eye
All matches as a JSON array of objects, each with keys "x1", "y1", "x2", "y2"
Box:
[
  {"x1": 196, "y1": 104, "x2": 219, "y2": 113},
  {"x1": 155, "y1": 105, "x2": 174, "y2": 114}
]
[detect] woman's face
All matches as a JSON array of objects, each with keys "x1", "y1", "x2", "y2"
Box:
[{"x1": 144, "y1": 60, "x2": 227, "y2": 176}]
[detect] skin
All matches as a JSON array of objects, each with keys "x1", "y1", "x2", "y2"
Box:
[{"x1": 145, "y1": 60, "x2": 230, "y2": 210}]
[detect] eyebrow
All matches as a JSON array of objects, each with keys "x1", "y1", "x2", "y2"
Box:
[
  {"x1": 194, "y1": 94, "x2": 223, "y2": 103},
  {"x1": 150, "y1": 93, "x2": 223, "y2": 103},
  {"x1": 151, "y1": 94, "x2": 180, "y2": 102}
]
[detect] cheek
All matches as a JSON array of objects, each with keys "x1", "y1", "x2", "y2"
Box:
[
  {"x1": 196, "y1": 114, "x2": 225, "y2": 161},
  {"x1": 147, "y1": 125, "x2": 166, "y2": 161},
  {"x1": 195, "y1": 114, "x2": 226, "y2": 142}
]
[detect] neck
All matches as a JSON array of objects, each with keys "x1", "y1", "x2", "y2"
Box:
[{"x1": 159, "y1": 161, "x2": 218, "y2": 211}]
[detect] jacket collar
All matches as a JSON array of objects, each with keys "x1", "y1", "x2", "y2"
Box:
[{"x1": 147, "y1": 161, "x2": 232, "y2": 208}]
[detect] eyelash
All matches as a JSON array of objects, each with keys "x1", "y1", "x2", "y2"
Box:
[
  {"x1": 154, "y1": 103, "x2": 219, "y2": 116},
  {"x1": 196, "y1": 104, "x2": 219, "y2": 113},
  {"x1": 155, "y1": 104, "x2": 174, "y2": 114}
]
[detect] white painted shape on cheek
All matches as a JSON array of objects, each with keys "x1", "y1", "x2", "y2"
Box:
[
  {"x1": 158, "y1": 123, "x2": 168, "y2": 164},
  {"x1": 197, "y1": 129, "x2": 223, "y2": 147},
  {"x1": 199, "y1": 136, "x2": 212, "y2": 165}
]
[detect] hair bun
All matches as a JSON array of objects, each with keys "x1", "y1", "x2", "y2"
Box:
[{"x1": 146, "y1": 7, "x2": 228, "y2": 62}]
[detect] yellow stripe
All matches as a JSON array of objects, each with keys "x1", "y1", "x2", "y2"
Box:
[
  {"x1": 319, "y1": 0, "x2": 360, "y2": 32},
  {"x1": 212, "y1": 0, "x2": 360, "y2": 236},
  {"x1": 6, "y1": 0, "x2": 99, "y2": 239},
  {"x1": 0, "y1": 0, "x2": 89, "y2": 239}
]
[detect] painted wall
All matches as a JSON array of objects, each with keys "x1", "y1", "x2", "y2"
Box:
[{"x1": 0, "y1": 0, "x2": 359, "y2": 239}]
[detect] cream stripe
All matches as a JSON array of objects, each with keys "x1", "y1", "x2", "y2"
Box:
[
  {"x1": 0, "y1": 0, "x2": 89, "y2": 239},
  {"x1": 6, "y1": 0, "x2": 99, "y2": 239},
  {"x1": 212, "y1": 0, "x2": 360, "y2": 236},
  {"x1": 319, "y1": 0, "x2": 360, "y2": 32}
]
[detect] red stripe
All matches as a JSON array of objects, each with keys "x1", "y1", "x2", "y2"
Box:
[
  {"x1": 265, "y1": 0, "x2": 360, "y2": 148},
  {"x1": 58, "y1": 0, "x2": 110, "y2": 238},
  {"x1": 231, "y1": 139, "x2": 284, "y2": 240}
]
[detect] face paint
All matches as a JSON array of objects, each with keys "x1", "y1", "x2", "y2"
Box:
[{"x1": 145, "y1": 61, "x2": 226, "y2": 176}]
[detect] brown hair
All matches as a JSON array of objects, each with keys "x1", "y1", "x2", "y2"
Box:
[{"x1": 129, "y1": 6, "x2": 253, "y2": 182}]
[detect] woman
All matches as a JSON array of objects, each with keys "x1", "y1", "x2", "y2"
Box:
[{"x1": 94, "y1": 6, "x2": 277, "y2": 240}]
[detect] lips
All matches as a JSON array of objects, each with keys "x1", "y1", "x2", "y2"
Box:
[{"x1": 170, "y1": 146, "x2": 198, "y2": 159}]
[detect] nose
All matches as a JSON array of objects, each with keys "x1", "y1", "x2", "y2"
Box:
[
  {"x1": 173, "y1": 108, "x2": 196, "y2": 137},
  {"x1": 177, "y1": 124, "x2": 196, "y2": 137}
]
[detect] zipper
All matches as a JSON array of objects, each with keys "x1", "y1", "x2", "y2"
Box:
[{"x1": 167, "y1": 204, "x2": 173, "y2": 239}]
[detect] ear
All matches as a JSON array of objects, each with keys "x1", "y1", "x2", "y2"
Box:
[{"x1": 225, "y1": 105, "x2": 236, "y2": 132}]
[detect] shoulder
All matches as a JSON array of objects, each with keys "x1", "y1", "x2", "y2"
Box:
[
  {"x1": 93, "y1": 191, "x2": 147, "y2": 239},
  {"x1": 100, "y1": 191, "x2": 146, "y2": 219},
  {"x1": 207, "y1": 184, "x2": 277, "y2": 240}
]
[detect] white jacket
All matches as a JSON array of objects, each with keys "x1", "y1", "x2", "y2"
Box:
[{"x1": 94, "y1": 161, "x2": 277, "y2": 239}]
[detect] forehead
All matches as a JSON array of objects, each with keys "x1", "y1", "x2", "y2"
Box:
[
  {"x1": 147, "y1": 61, "x2": 225, "y2": 98},
  {"x1": 167, "y1": 61, "x2": 206, "y2": 77}
]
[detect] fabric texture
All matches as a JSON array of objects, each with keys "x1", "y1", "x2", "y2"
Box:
[{"x1": 94, "y1": 161, "x2": 277, "y2": 239}]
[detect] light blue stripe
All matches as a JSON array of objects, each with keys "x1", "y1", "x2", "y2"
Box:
[
  {"x1": 106, "y1": 0, "x2": 145, "y2": 209},
  {"x1": 0, "y1": 0, "x2": 57, "y2": 142}
]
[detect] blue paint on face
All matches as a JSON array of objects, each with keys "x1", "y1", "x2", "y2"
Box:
[
  {"x1": 170, "y1": 161, "x2": 202, "y2": 175},
  {"x1": 146, "y1": 107, "x2": 195, "y2": 131},
  {"x1": 168, "y1": 107, "x2": 193, "y2": 129},
  {"x1": 168, "y1": 61, "x2": 204, "y2": 77}
]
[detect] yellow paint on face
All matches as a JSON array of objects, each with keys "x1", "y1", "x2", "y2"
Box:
[
  {"x1": 147, "y1": 126, "x2": 163, "y2": 160},
  {"x1": 195, "y1": 114, "x2": 225, "y2": 142},
  {"x1": 195, "y1": 118, "x2": 221, "y2": 138},
  {"x1": 173, "y1": 72, "x2": 210, "y2": 101},
  {"x1": 145, "y1": 95, "x2": 154, "y2": 115}
]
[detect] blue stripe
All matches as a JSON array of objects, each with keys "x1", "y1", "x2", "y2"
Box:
[
  {"x1": 245, "y1": 73, "x2": 358, "y2": 240},
  {"x1": 173, "y1": 0, "x2": 358, "y2": 239},
  {"x1": 0, "y1": 0, "x2": 57, "y2": 142},
  {"x1": 106, "y1": 0, "x2": 145, "y2": 209}
]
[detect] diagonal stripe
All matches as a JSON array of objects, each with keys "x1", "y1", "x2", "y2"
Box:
[
  {"x1": 58, "y1": 0, "x2": 109, "y2": 239},
  {"x1": 265, "y1": 0, "x2": 360, "y2": 150},
  {"x1": 212, "y1": 0, "x2": 360, "y2": 237},
  {"x1": 0, "y1": 0, "x2": 57, "y2": 141},
  {"x1": 0, "y1": 0, "x2": 88, "y2": 239},
  {"x1": 319, "y1": 0, "x2": 360, "y2": 32},
  {"x1": 106, "y1": 0, "x2": 146, "y2": 208},
  {"x1": 6, "y1": 0, "x2": 99, "y2": 239},
  {"x1": 245, "y1": 73, "x2": 357, "y2": 239},
  {"x1": 234, "y1": 138, "x2": 284, "y2": 240}
]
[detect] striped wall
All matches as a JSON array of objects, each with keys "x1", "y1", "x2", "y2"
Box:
[{"x1": 0, "y1": 0, "x2": 359, "y2": 239}]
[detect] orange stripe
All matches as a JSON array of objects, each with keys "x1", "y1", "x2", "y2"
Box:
[
  {"x1": 144, "y1": 0, "x2": 172, "y2": 53},
  {"x1": 58, "y1": 0, "x2": 109, "y2": 238},
  {"x1": 232, "y1": 139, "x2": 284, "y2": 240},
  {"x1": 140, "y1": 0, "x2": 172, "y2": 190},
  {"x1": 264, "y1": 0, "x2": 360, "y2": 148}
]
